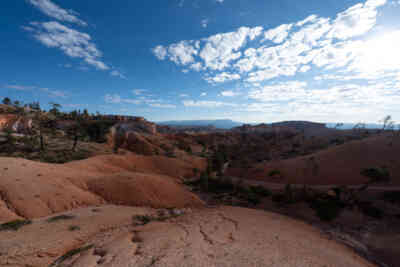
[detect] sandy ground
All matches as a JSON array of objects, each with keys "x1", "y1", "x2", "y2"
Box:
[{"x1": 0, "y1": 205, "x2": 376, "y2": 267}]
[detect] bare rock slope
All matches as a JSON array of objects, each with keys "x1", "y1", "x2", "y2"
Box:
[
  {"x1": 0, "y1": 153, "x2": 205, "y2": 222},
  {"x1": 0, "y1": 205, "x2": 375, "y2": 267}
]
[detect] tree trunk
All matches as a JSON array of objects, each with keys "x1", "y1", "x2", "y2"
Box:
[
  {"x1": 40, "y1": 133, "x2": 45, "y2": 151},
  {"x1": 72, "y1": 134, "x2": 78, "y2": 151}
]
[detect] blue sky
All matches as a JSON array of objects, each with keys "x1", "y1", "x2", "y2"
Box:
[{"x1": 1, "y1": 0, "x2": 400, "y2": 123}]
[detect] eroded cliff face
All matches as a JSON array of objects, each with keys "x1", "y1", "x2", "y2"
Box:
[
  {"x1": 0, "y1": 114, "x2": 33, "y2": 134},
  {"x1": 108, "y1": 118, "x2": 160, "y2": 155}
]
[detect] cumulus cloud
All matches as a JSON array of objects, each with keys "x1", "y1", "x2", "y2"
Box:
[
  {"x1": 153, "y1": 0, "x2": 388, "y2": 84},
  {"x1": 28, "y1": 0, "x2": 87, "y2": 26},
  {"x1": 168, "y1": 41, "x2": 198, "y2": 65},
  {"x1": 206, "y1": 72, "x2": 240, "y2": 83},
  {"x1": 327, "y1": 0, "x2": 386, "y2": 40},
  {"x1": 263, "y1": 24, "x2": 292, "y2": 43},
  {"x1": 152, "y1": 26, "x2": 263, "y2": 71},
  {"x1": 152, "y1": 45, "x2": 167, "y2": 60},
  {"x1": 26, "y1": 21, "x2": 109, "y2": 70}
]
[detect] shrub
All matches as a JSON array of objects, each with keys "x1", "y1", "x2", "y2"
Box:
[
  {"x1": 46, "y1": 214, "x2": 76, "y2": 223},
  {"x1": 361, "y1": 167, "x2": 390, "y2": 183},
  {"x1": 68, "y1": 225, "x2": 80, "y2": 231},
  {"x1": 0, "y1": 219, "x2": 32, "y2": 231},
  {"x1": 268, "y1": 169, "x2": 281, "y2": 177},
  {"x1": 358, "y1": 202, "x2": 384, "y2": 219},
  {"x1": 271, "y1": 193, "x2": 287, "y2": 203},
  {"x1": 309, "y1": 198, "x2": 344, "y2": 222},
  {"x1": 250, "y1": 185, "x2": 271, "y2": 197},
  {"x1": 132, "y1": 215, "x2": 152, "y2": 226},
  {"x1": 381, "y1": 191, "x2": 400, "y2": 204}
]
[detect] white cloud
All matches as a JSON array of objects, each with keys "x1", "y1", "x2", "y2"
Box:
[
  {"x1": 248, "y1": 81, "x2": 308, "y2": 102},
  {"x1": 153, "y1": 0, "x2": 391, "y2": 87},
  {"x1": 206, "y1": 72, "x2": 240, "y2": 83},
  {"x1": 179, "y1": 94, "x2": 189, "y2": 97},
  {"x1": 299, "y1": 65, "x2": 311, "y2": 72},
  {"x1": 263, "y1": 24, "x2": 292, "y2": 43},
  {"x1": 199, "y1": 27, "x2": 262, "y2": 70},
  {"x1": 201, "y1": 19, "x2": 209, "y2": 28},
  {"x1": 110, "y1": 70, "x2": 126, "y2": 79},
  {"x1": 296, "y1": 15, "x2": 318, "y2": 27},
  {"x1": 28, "y1": 0, "x2": 87, "y2": 26},
  {"x1": 216, "y1": 0, "x2": 224, "y2": 3},
  {"x1": 40, "y1": 87, "x2": 67, "y2": 98},
  {"x1": 190, "y1": 62, "x2": 203, "y2": 71},
  {"x1": 132, "y1": 89, "x2": 147, "y2": 95},
  {"x1": 220, "y1": 90, "x2": 240, "y2": 97},
  {"x1": 200, "y1": 92, "x2": 207, "y2": 96},
  {"x1": 5, "y1": 84, "x2": 67, "y2": 98},
  {"x1": 104, "y1": 94, "x2": 122, "y2": 104},
  {"x1": 183, "y1": 100, "x2": 237, "y2": 107},
  {"x1": 168, "y1": 41, "x2": 197, "y2": 65},
  {"x1": 5, "y1": 85, "x2": 36, "y2": 91},
  {"x1": 149, "y1": 103, "x2": 176, "y2": 108},
  {"x1": 327, "y1": 0, "x2": 386, "y2": 40},
  {"x1": 152, "y1": 45, "x2": 167, "y2": 60},
  {"x1": 26, "y1": 21, "x2": 109, "y2": 70}
]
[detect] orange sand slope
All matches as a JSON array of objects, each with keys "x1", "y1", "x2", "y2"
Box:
[
  {"x1": 0, "y1": 154, "x2": 205, "y2": 222},
  {"x1": 0, "y1": 205, "x2": 375, "y2": 267},
  {"x1": 240, "y1": 135, "x2": 400, "y2": 185}
]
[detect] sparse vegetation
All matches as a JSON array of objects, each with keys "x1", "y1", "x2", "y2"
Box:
[
  {"x1": 360, "y1": 167, "x2": 390, "y2": 183},
  {"x1": 49, "y1": 244, "x2": 94, "y2": 267},
  {"x1": 46, "y1": 214, "x2": 76, "y2": 223},
  {"x1": 68, "y1": 225, "x2": 81, "y2": 231},
  {"x1": 0, "y1": 219, "x2": 32, "y2": 231}
]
